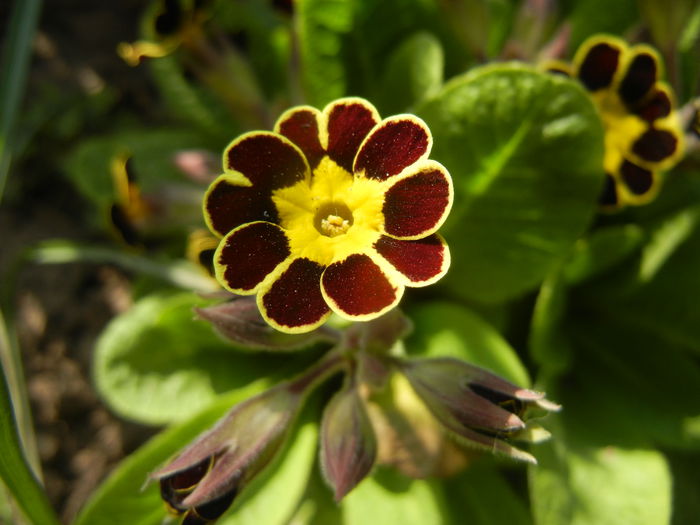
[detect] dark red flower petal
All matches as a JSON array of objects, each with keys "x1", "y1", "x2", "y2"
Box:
[
  {"x1": 260, "y1": 258, "x2": 330, "y2": 332},
  {"x1": 322, "y1": 254, "x2": 401, "y2": 318},
  {"x1": 325, "y1": 99, "x2": 380, "y2": 173},
  {"x1": 633, "y1": 86, "x2": 672, "y2": 122},
  {"x1": 216, "y1": 222, "x2": 291, "y2": 293},
  {"x1": 619, "y1": 50, "x2": 657, "y2": 107},
  {"x1": 204, "y1": 178, "x2": 279, "y2": 236},
  {"x1": 224, "y1": 132, "x2": 309, "y2": 190},
  {"x1": 354, "y1": 116, "x2": 431, "y2": 181},
  {"x1": 275, "y1": 107, "x2": 325, "y2": 169},
  {"x1": 620, "y1": 160, "x2": 654, "y2": 196},
  {"x1": 374, "y1": 234, "x2": 449, "y2": 286},
  {"x1": 577, "y1": 40, "x2": 621, "y2": 91},
  {"x1": 631, "y1": 128, "x2": 678, "y2": 163},
  {"x1": 599, "y1": 173, "x2": 619, "y2": 208},
  {"x1": 382, "y1": 161, "x2": 452, "y2": 239}
]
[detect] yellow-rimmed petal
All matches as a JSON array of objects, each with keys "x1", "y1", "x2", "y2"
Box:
[
  {"x1": 617, "y1": 44, "x2": 662, "y2": 108},
  {"x1": 321, "y1": 97, "x2": 381, "y2": 173},
  {"x1": 373, "y1": 233, "x2": 450, "y2": 287},
  {"x1": 353, "y1": 114, "x2": 432, "y2": 181},
  {"x1": 203, "y1": 172, "x2": 278, "y2": 237},
  {"x1": 321, "y1": 253, "x2": 404, "y2": 321},
  {"x1": 573, "y1": 35, "x2": 627, "y2": 92},
  {"x1": 615, "y1": 159, "x2": 661, "y2": 206},
  {"x1": 222, "y1": 131, "x2": 310, "y2": 189},
  {"x1": 274, "y1": 105, "x2": 325, "y2": 169},
  {"x1": 540, "y1": 58, "x2": 573, "y2": 77},
  {"x1": 381, "y1": 159, "x2": 453, "y2": 240},
  {"x1": 213, "y1": 221, "x2": 291, "y2": 294},
  {"x1": 257, "y1": 257, "x2": 332, "y2": 334}
]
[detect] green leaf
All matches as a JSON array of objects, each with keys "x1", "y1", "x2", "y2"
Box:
[
  {"x1": 74, "y1": 386, "x2": 317, "y2": 525},
  {"x1": 560, "y1": 315, "x2": 700, "y2": 449},
  {"x1": 582, "y1": 209, "x2": 700, "y2": 357},
  {"x1": 445, "y1": 460, "x2": 532, "y2": 525},
  {"x1": 566, "y1": 0, "x2": 638, "y2": 49},
  {"x1": 406, "y1": 301, "x2": 530, "y2": 386},
  {"x1": 377, "y1": 31, "x2": 443, "y2": 114},
  {"x1": 94, "y1": 293, "x2": 286, "y2": 425},
  {"x1": 148, "y1": 54, "x2": 237, "y2": 140},
  {"x1": 296, "y1": 0, "x2": 355, "y2": 106},
  {"x1": 0, "y1": 0, "x2": 42, "y2": 200},
  {"x1": 528, "y1": 271, "x2": 572, "y2": 384},
  {"x1": 562, "y1": 224, "x2": 645, "y2": 285},
  {"x1": 418, "y1": 65, "x2": 604, "y2": 303},
  {"x1": 530, "y1": 440, "x2": 671, "y2": 525},
  {"x1": 342, "y1": 468, "x2": 447, "y2": 525},
  {"x1": 0, "y1": 369, "x2": 60, "y2": 525}
]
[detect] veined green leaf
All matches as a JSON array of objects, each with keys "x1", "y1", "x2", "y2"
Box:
[
  {"x1": 94, "y1": 293, "x2": 287, "y2": 425},
  {"x1": 418, "y1": 65, "x2": 604, "y2": 303},
  {"x1": 342, "y1": 468, "x2": 447, "y2": 525},
  {"x1": 530, "y1": 440, "x2": 671, "y2": 525}
]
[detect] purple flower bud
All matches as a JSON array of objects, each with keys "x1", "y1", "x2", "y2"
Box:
[
  {"x1": 153, "y1": 383, "x2": 303, "y2": 521},
  {"x1": 195, "y1": 296, "x2": 339, "y2": 351},
  {"x1": 153, "y1": 351, "x2": 344, "y2": 522},
  {"x1": 320, "y1": 383, "x2": 377, "y2": 501},
  {"x1": 399, "y1": 357, "x2": 560, "y2": 464}
]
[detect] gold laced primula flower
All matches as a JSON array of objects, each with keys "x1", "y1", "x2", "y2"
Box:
[
  {"x1": 204, "y1": 98, "x2": 453, "y2": 333},
  {"x1": 546, "y1": 35, "x2": 684, "y2": 210}
]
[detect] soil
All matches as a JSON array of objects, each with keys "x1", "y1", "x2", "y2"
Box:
[{"x1": 1, "y1": 1, "x2": 164, "y2": 522}]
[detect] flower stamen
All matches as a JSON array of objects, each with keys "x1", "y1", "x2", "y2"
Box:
[{"x1": 314, "y1": 201, "x2": 354, "y2": 237}]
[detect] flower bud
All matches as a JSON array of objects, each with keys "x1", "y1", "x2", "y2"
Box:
[
  {"x1": 153, "y1": 383, "x2": 303, "y2": 521},
  {"x1": 320, "y1": 383, "x2": 377, "y2": 501},
  {"x1": 195, "y1": 297, "x2": 337, "y2": 351},
  {"x1": 399, "y1": 357, "x2": 560, "y2": 464}
]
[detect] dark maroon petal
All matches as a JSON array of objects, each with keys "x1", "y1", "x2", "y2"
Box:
[
  {"x1": 619, "y1": 50, "x2": 657, "y2": 107},
  {"x1": 354, "y1": 117, "x2": 431, "y2": 181},
  {"x1": 325, "y1": 99, "x2": 380, "y2": 173},
  {"x1": 216, "y1": 222, "x2": 291, "y2": 292},
  {"x1": 205, "y1": 177, "x2": 279, "y2": 236},
  {"x1": 374, "y1": 234, "x2": 448, "y2": 285},
  {"x1": 224, "y1": 132, "x2": 308, "y2": 190},
  {"x1": 620, "y1": 160, "x2": 654, "y2": 195},
  {"x1": 322, "y1": 254, "x2": 400, "y2": 318},
  {"x1": 577, "y1": 41, "x2": 621, "y2": 91},
  {"x1": 275, "y1": 107, "x2": 325, "y2": 169},
  {"x1": 631, "y1": 128, "x2": 678, "y2": 163},
  {"x1": 599, "y1": 173, "x2": 619, "y2": 208},
  {"x1": 634, "y1": 87, "x2": 672, "y2": 122},
  {"x1": 382, "y1": 162, "x2": 451, "y2": 238},
  {"x1": 260, "y1": 258, "x2": 330, "y2": 332}
]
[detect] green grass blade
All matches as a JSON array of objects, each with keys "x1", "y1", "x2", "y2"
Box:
[
  {"x1": 0, "y1": 0, "x2": 42, "y2": 202},
  {"x1": 0, "y1": 358, "x2": 60, "y2": 525}
]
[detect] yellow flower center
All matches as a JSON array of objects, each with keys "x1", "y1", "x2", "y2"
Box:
[
  {"x1": 272, "y1": 156, "x2": 385, "y2": 266},
  {"x1": 591, "y1": 90, "x2": 647, "y2": 172}
]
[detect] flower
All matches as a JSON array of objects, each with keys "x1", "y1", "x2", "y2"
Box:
[
  {"x1": 399, "y1": 357, "x2": 560, "y2": 464},
  {"x1": 545, "y1": 35, "x2": 684, "y2": 210},
  {"x1": 204, "y1": 97, "x2": 453, "y2": 333}
]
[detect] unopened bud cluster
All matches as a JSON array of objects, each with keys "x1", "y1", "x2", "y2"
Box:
[{"x1": 152, "y1": 304, "x2": 559, "y2": 523}]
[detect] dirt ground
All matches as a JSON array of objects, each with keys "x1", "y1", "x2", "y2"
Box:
[{"x1": 1, "y1": 1, "x2": 165, "y2": 522}]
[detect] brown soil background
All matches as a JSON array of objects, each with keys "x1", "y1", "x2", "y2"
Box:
[{"x1": 1, "y1": 1, "x2": 166, "y2": 522}]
